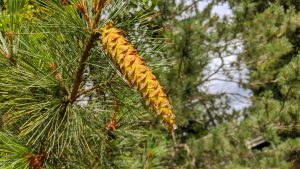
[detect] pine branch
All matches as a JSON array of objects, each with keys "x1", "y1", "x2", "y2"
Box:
[
  {"x1": 69, "y1": 33, "x2": 99, "y2": 104},
  {"x1": 69, "y1": 0, "x2": 109, "y2": 104},
  {"x1": 175, "y1": 0, "x2": 202, "y2": 16}
]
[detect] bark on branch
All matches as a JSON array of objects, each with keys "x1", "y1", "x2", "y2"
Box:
[
  {"x1": 69, "y1": 0, "x2": 109, "y2": 104},
  {"x1": 69, "y1": 33, "x2": 99, "y2": 104}
]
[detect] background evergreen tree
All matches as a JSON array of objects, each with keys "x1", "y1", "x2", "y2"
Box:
[
  {"x1": 180, "y1": 1, "x2": 300, "y2": 168},
  {"x1": 230, "y1": 1, "x2": 300, "y2": 168},
  {"x1": 156, "y1": 1, "x2": 243, "y2": 168},
  {"x1": 158, "y1": 0, "x2": 300, "y2": 168},
  {"x1": 0, "y1": 0, "x2": 174, "y2": 168}
]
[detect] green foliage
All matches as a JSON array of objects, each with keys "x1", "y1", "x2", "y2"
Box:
[
  {"x1": 155, "y1": 0, "x2": 300, "y2": 168},
  {"x1": 193, "y1": 1, "x2": 300, "y2": 168},
  {"x1": 0, "y1": 132, "x2": 30, "y2": 169},
  {"x1": 2, "y1": 0, "x2": 300, "y2": 168},
  {"x1": 0, "y1": 0, "x2": 172, "y2": 168}
]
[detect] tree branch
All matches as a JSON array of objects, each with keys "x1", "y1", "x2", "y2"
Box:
[
  {"x1": 69, "y1": 0, "x2": 109, "y2": 104},
  {"x1": 201, "y1": 52, "x2": 225, "y2": 83},
  {"x1": 69, "y1": 33, "x2": 99, "y2": 104},
  {"x1": 175, "y1": 0, "x2": 202, "y2": 16}
]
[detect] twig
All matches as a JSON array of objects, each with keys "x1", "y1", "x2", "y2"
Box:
[
  {"x1": 178, "y1": 144, "x2": 196, "y2": 168},
  {"x1": 171, "y1": 130, "x2": 177, "y2": 167},
  {"x1": 192, "y1": 0, "x2": 199, "y2": 14},
  {"x1": 69, "y1": 33, "x2": 99, "y2": 104},
  {"x1": 203, "y1": 103, "x2": 217, "y2": 127},
  {"x1": 175, "y1": 0, "x2": 202, "y2": 16},
  {"x1": 76, "y1": 0, "x2": 93, "y2": 29},
  {"x1": 143, "y1": 151, "x2": 153, "y2": 169},
  {"x1": 69, "y1": 0, "x2": 109, "y2": 104},
  {"x1": 201, "y1": 52, "x2": 225, "y2": 83},
  {"x1": 6, "y1": 31, "x2": 16, "y2": 65},
  {"x1": 92, "y1": 0, "x2": 109, "y2": 29}
]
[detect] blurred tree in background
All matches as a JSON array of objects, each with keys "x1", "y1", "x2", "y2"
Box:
[
  {"x1": 158, "y1": 0, "x2": 300, "y2": 168},
  {"x1": 157, "y1": 1, "x2": 242, "y2": 168},
  {"x1": 228, "y1": 1, "x2": 300, "y2": 168},
  {"x1": 185, "y1": 0, "x2": 300, "y2": 168}
]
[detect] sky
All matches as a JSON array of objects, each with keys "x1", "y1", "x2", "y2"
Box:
[
  {"x1": 178, "y1": 0, "x2": 233, "y2": 17},
  {"x1": 196, "y1": 1, "x2": 252, "y2": 110}
]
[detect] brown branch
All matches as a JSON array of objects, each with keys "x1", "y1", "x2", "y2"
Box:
[
  {"x1": 106, "y1": 102, "x2": 119, "y2": 131},
  {"x1": 143, "y1": 151, "x2": 153, "y2": 169},
  {"x1": 60, "y1": 0, "x2": 70, "y2": 5},
  {"x1": 171, "y1": 131, "x2": 178, "y2": 167},
  {"x1": 26, "y1": 153, "x2": 45, "y2": 169},
  {"x1": 69, "y1": 33, "x2": 99, "y2": 104},
  {"x1": 177, "y1": 144, "x2": 196, "y2": 169},
  {"x1": 69, "y1": 0, "x2": 109, "y2": 104},
  {"x1": 59, "y1": 100, "x2": 69, "y2": 117}
]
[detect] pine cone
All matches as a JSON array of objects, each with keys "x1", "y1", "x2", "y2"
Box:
[{"x1": 101, "y1": 21, "x2": 176, "y2": 131}]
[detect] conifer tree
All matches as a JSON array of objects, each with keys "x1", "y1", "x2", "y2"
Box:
[
  {"x1": 156, "y1": 1, "x2": 242, "y2": 168},
  {"x1": 230, "y1": 1, "x2": 300, "y2": 168},
  {"x1": 178, "y1": 1, "x2": 300, "y2": 168},
  {"x1": 155, "y1": 0, "x2": 300, "y2": 168}
]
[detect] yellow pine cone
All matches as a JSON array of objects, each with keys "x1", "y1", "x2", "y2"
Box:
[{"x1": 101, "y1": 21, "x2": 176, "y2": 131}]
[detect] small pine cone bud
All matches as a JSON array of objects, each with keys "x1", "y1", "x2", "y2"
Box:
[
  {"x1": 49, "y1": 63, "x2": 62, "y2": 81},
  {"x1": 75, "y1": 0, "x2": 88, "y2": 14},
  {"x1": 101, "y1": 21, "x2": 176, "y2": 131},
  {"x1": 75, "y1": 0, "x2": 92, "y2": 29}
]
